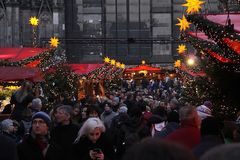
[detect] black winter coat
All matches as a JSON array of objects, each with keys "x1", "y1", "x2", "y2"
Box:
[
  {"x1": 72, "y1": 133, "x2": 114, "y2": 160},
  {"x1": 50, "y1": 123, "x2": 79, "y2": 159},
  {"x1": 17, "y1": 135, "x2": 63, "y2": 160},
  {"x1": 0, "y1": 134, "x2": 18, "y2": 160}
]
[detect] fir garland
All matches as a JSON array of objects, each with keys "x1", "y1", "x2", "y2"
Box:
[{"x1": 186, "y1": 14, "x2": 240, "y2": 61}]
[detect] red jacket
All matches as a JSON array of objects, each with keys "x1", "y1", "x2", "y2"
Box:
[{"x1": 165, "y1": 120, "x2": 200, "y2": 149}]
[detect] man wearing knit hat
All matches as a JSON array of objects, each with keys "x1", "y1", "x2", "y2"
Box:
[
  {"x1": 18, "y1": 111, "x2": 63, "y2": 160},
  {"x1": 196, "y1": 101, "x2": 213, "y2": 120}
]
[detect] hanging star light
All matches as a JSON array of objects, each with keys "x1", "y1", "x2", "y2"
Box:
[
  {"x1": 49, "y1": 37, "x2": 60, "y2": 47},
  {"x1": 182, "y1": 0, "x2": 205, "y2": 14},
  {"x1": 174, "y1": 60, "x2": 181, "y2": 68},
  {"x1": 104, "y1": 57, "x2": 110, "y2": 63},
  {"x1": 116, "y1": 62, "x2": 121, "y2": 68},
  {"x1": 121, "y1": 63, "x2": 125, "y2": 69},
  {"x1": 29, "y1": 16, "x2": 39, "y2": 26},
  {"x1": 176, "y1": 15, "x2": 191, "y2": 31},
  {"x1": 110, "y1": 59, "x2": 116, "y2": 65},
  {"x1": 177, "y1": 44, "x2": 187, "y2": 54}
]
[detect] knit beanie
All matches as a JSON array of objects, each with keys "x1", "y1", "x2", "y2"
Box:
[
  {"x1": 32, "y1": 111, "x2": 51, "y2": 126},
  {"x1": 196, "y1": 105, "x2": 212, "y2": 120}
]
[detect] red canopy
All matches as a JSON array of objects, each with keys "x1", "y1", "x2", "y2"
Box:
[
  {"x1": 180, "y1": 64, "x2": 206, "y2": 77},
  {"x1": 0, "y1": 67, "x2": 43, "y2": 82},
  {"x1": 69, "y1": 64, "x2": 104, "y2": 75},
  {"x1": 0, "y1": 48, "x2": 49, "y2": 62},
  {"x1": 187, "y1": 14, "x2": 240, "y2": 56},
  {"x1": 206, "y1": 14, "x2": 240, "y2": 33},
  {"x1": 0, "y1": 48, "x2": 49, "y2": 82},
  {"x1": 187, "y1": 32, "x2": 215, "y2": 42},
  {"x1": 125, "y1": 65, "x2": 161, "y2": 72}
]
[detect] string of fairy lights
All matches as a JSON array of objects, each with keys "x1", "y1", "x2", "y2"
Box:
[
  {"x1": 174, "y1": 0, "x2": 240, "y2": 118},
  {"x1": 174, "y1": 0, "x2": 240, "y2": 72},
  {"x1": 86, "y1": 57, "x2": 125, "y2": 80}
]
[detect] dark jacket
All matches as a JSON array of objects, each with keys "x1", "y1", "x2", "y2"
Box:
[
  {"x1": 10, "y1": 93, "x2": 34, "y2": 121},
  {"x1": 0, "y1": 134, "x2": 18, "y2": 160},
  {"x1": 192, "y1": 135, "x2": 223, "y2": 159},
  {"x1": 17, "y1": 135, "x2": 63, "y2": 160},
  {"x1": 154, "y1": 122, "x2": 179, "y2": 138},
  {"x1": 50, "y1": 123, "x2": 79, "y2": 159},
  {"x1": 72, "y1": 133, "x2": 114, "y2": 160}
]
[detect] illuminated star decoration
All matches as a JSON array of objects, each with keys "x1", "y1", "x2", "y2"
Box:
[
  {"x1": 104, "y1": 57, "x2": 110, "y2": 63},
  {"x1": 177, "y1": 44, "x2": 187, "y2": 54},
  {"x1": 116, "y1": 62, "x2": 121, "y2": 68},
  {"x1": 110, "y1": 59, "x2": 116, "y2": 65},
  {"x1": 49, "y1": 37, "x2": 60, "y2": 48},
  {"x1": 176, "y1": 15, "x2": 191, "y2": 31},
  {"x1": 182, "y1": 0, "x2": 205, "y2": 14},
  {"x1": 121, "y1": 63, "x2": 125, "y2": 69},
  {"x1": 29, "y1": 16, "x2": 39, "y2": 26},
  {"x1": 174, "y1": 60, "x2": 181, "y2": 68}
]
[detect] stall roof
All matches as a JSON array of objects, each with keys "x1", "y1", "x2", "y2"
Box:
[
  {"x1": 206, "y1": 13, "x2": 240, "y2": 33},
  {"x1": 68, "y1": 64, "x2": 104, "y2": 75},
  {"x1": 125, "y1": 65, "x2": 161, "y2": 72},
  {"x1": 0, "y1": 48, "x2": 49, "y2": 62},
  {"x1": 0, "y1": 67, "x2": 42, "y2": 82}
]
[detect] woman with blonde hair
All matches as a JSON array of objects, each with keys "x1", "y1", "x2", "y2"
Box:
[
  {"x1": 10, "y1": 81, "x2": 34, "y2": 121},
  {"x1": 72, "y1": 117, "x2": 114, "y2": 160}
]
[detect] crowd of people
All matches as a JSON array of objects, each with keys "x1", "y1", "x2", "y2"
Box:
[{"x1": 1, "y1": 78, "x2": 240, "y2": 160}]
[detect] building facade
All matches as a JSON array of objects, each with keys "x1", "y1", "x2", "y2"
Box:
[{"x1": 0, "y1": 0, "x2": 221, "y2": 65}]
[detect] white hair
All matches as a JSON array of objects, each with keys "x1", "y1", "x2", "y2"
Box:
[
  {"x1": 74, "y1": 117, "x2": 105, "y2": 143},
  {"x1": 31, "y1": 98, "x2": 42, "y2": 110}
]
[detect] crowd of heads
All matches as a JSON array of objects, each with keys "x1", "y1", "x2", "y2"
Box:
[{"x1": 0, "y1": 78, "x2": 240, "y2": 160}]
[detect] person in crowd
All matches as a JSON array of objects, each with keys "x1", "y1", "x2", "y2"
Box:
[
  {"x1": 72, "y1": 103, "x2": 81, "y2": 125},
  {"x1": 222, "y1": 120, "x2": 238, "y2": 143},
  {"x1": 193, "y1": 117, "x2": 224, "y2": 159},
  {"x1": 29, "y1": 98, "x2": 42, "y2": 114},
  {"x1": 154, "y1": 110, "x2": 179, "y2": 138},
  {"x1": 10, "y1": 81, "x2": 34, "y2": 121},
  {"x1": 115, "y1": 106, "x2": 151, "y2": 159},
  {"x1": 32, "y1": 84, "x2": 46, "y2": 107},
  {"x1": 80, "y1": 106, "x2": 88, "y2": 122},
  {"x1": 100, "y1": 102, "x2": 117, "y2": 129},
  {"x1": 0, "y1": 118, "x2": 18, "y2": 143},
  {"x1": 72, "y1": 117, "x2": 114, "y2": 160},
  {"x1": 165, "y1": 105, "x2": 201, "y2": 149},
  {"x1": 168, "y1": 98, "x2": 179, "y2": 112},
  {"x1": 200, "y1": 143, "x2": 240, "y2": 160},
  {"x1": 17, "y1": 111, "x2": 63, "y2": 160},
  {"x1": 0, "y1": 134, "x2": 19, "y2": 160},
  {"x1": 108, "y1": 105, "x2": 129, "y2": 158},
  {"x1": 196, "y1": 101, "x2": 213, "y2": 120},
  {"x1": 87, "y1": 105, "x2": 102, "y2": 118},
  {"x1": 59, "y1": 92, "x2": 75, "y2": 107},
  {"x1": 51, "y1": 105, "x2": 79, "y2": 159},
  {"x1": 17, "y1": 108, "x2": 33, "y2": 138},
  {"x1": 122, "y1": 137, "x2": 195, "y2": 160}
]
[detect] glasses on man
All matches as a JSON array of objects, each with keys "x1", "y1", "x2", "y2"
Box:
[{"x1": 32, "y1": 119, "x2": 46, "y2": 125}]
